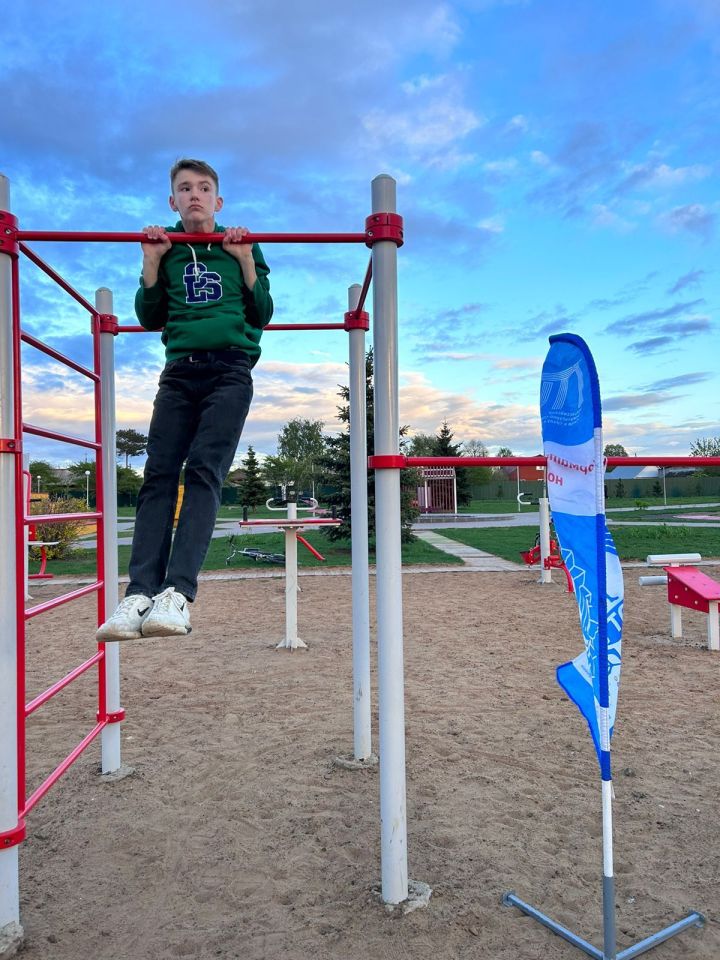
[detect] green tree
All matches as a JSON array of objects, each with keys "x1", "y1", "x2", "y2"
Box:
[
  {"x1": 406, "y1": 433, "x2": 437, "y2": 456},
  {"x1": 238, "y1": 445, "x2": 267, "y2": 510},
  {"x1": 117, "y1": 466, "x2": 143, "y2": 497},
  {"x1": 604, "y1": 443, "x2": 629, "y2": 458},
  {"x1": 690, "y1": 436, "x2": 720, "y2": 476},
  {"x1": 434, "y1": 421, "x2": 471, "y2": 507},
  {"x1": 462, "y1": 439, "x2": 493, "y2": 486},
  {"x1": 28, "y1": 460, "x2": 57, "y2": 493},
  {"x1": 493, "y1": 446, "x2": 514, "y2": 481},
  {"x1": 116, "y1": 428, "x2": 149, "y2": 467},
  {"x1": 604, "y1": 443, "x2": 629, "y2": 472},
  {"x1": 320, "y1": 349, "x2": 419, "y2": 543},
  {"x1": 275, "y1": 418, "x2": 325, "y2": 494}
]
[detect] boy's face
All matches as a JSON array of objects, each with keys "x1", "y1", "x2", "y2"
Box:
[{"x1": 169, "y1": 169, "x2": 223, "y2": 231}]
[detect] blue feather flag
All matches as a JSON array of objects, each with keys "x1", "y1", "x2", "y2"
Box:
[{"x1": 540, "y1": 334, "x2": 623, "y2": 780}]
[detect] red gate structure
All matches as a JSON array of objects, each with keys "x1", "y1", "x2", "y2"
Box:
[{"x1": 417, "y1": 465, "x2": 457, "y2": 514}]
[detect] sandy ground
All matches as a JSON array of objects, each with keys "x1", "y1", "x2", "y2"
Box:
[{"x1": 11, "y1": 569, "x2": 720, "y2": 960}]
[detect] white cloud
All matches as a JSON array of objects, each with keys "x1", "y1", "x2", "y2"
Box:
[
  {"x1": 590, "y1": 204, "x2": 635, "y2": 233},
  {"x1": 505, "y1": 114, "x2": 529, "y2": 133},
  {"x1": 530, "y1": 150, "x2": 552, "y2": 167},
  {"x1": 483, "y1": 158, "x2": 518, "y2": 175},
  {"x1": 476, "y1": 216, "x2": 505, "y2": 234}
]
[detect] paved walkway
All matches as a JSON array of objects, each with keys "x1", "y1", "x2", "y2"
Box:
[{"x1": 414, "y1": 530, "x2": 524, "y2": 571}]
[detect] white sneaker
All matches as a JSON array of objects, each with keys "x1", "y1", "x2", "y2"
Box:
[
  {"x1": 96, "y1": 595, "x2": 154, "y2": 642},
  {"x1": 141, "y1": 587, "x2": 192, "y2": 637}
]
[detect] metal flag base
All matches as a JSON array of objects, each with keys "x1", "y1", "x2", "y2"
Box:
[{"x1": 503, "y1": 892, "x2": 704, "y2": 960}]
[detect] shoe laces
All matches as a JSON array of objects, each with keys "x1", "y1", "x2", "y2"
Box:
[
  {"x1": 118, "y1": 594, "x2": 149, "y2": 613},
  {"x1": 152, "y1": 587, "x2": 180, "y2": 613}
]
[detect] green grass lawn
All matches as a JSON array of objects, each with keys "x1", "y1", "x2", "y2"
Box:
[
  {"x1": 30, "y1": 530, "x2": 463, "y2": 578},
  {"x1": 438, "y1": 524, "x2": 720, "y2": 563}
]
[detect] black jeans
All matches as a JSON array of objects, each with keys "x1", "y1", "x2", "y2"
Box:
[{"x1": 127, "y1": 351, "x2": 253, "y2": 601}]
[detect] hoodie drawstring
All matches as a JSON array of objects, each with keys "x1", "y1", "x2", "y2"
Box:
[{"x1": 186, "y1": 241, "x2": 213, "y2": 279}]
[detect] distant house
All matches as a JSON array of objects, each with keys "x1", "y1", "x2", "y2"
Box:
[
  {"x1": 605, "y1": 464, "x2": 696, "y2": 479},
  {"x1": 499, "y1": 461, "x2": 545, "y2": 482}
]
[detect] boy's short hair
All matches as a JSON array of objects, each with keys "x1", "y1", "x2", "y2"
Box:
[{"x1": 170, "y1": 158, "x2": 219, "y2": 193}]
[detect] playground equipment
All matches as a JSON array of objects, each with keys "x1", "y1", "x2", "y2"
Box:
[
  {"x1": 519, "y1": 529, "x2": 574, "y2": 593},
  {"x1": 0, "y1": 171, "x2": 388, "y2": 947},
  {"x1": 3, "y1": 168, "x2": 720, "y2": 949},
  {"x1": 238, "y1": 489, "x2": 340, "y2": 649},
  {"x1": 640, "y1": 553, "x2": 719, "y2": 651}
]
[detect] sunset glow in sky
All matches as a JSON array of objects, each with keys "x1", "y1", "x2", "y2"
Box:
[{"x1": 3, "y1": 0, "x2": 718, "y2": 466}]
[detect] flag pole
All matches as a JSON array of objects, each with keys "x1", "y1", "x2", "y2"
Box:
[{"x1": 504, "y1": 333, "x2": 704, "y2": 960}]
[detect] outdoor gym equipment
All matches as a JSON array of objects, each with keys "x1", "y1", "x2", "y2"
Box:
[
  {"x1": 640, "y1": 553, "x2": 719, "y2": 651},
  {"x1": 238, "y1": 490, "x2": 340, "y2": 649}
]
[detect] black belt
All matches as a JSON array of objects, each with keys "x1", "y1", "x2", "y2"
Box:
[{"x1": 183, "y1": 349, "x2": 249, "y2": 364}]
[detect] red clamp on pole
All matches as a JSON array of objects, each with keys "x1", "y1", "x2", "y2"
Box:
[
  {"x1": 97, "y1": 313, "x2": 119, "y2": 335},
  {"x1": 365, "y1": 213, "x2": 404, "y2": 247},
  {"x1": 0, "y1": 438, "x2": 21, "y2": 454},
  {"x1": 0, "y1": 211, "x2": 19, "y2": 257},
  {"x1": 368, "y1": 454, "x2": 408, "y2": 469},
  {"x1": 344, "y1": 310, "x2": 370, "y2": 332},
  {"x1": 97, "y1": 708, "x2": 126, "y2": 724},
  {"x1": 0, "y1": 820, "x2": 26, "y2": 849}
]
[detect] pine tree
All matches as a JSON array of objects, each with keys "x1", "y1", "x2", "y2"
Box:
[
  {"x1": 116, "y1": 428, "x2": 148, "y2": 467},
  {"x1": 434, "y1": 421, "x2": 471, "y2": 507},
  {"x1": 238, "y1": 446, "x2": 267, "y2": 511},
  {"x1": 320, "y1": 349, "x2": 419, "y2": 543}
]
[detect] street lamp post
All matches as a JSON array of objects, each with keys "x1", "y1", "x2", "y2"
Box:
[
  {"x1": 36, "y1": 476, "x2": 41, "y2": 493},
  {"x1": 84, "y1": 470, "x2": 90, "y2": 508},
  {"x1": 662, "y1": 465, "x2": 667, "y2": 506}
]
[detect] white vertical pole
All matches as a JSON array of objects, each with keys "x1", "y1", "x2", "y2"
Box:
[
  {"x1": 348, "y1": 284, "x2": 372, "y2": 760},
  {"x1": 277, "y1": 493, "x2": 305, "y2": 650},
  {"x1": 538, "y1": 497, "x2": 552, "y2": 584},
  {"x1": 601, "y1": 778, "x2": 617, "y2": 959},
  {"x1": 516, "y1": 466, "x2": 521, "y2": 512},
  {"x1": 670, "y1": 604, "x2": 682, "y2": 639},
  {"x1": 371, "y1": 174, "x2": 408, "y2": 904},
  {"x1": 452, "y1": 471, "x2": 457, "y2": 515},
  {"x1": 96, "y1": 288, "x2": 122, "y2": 774},
  {"x1": 707, "y1": 601, "x2": 719, "y2": 652},
  {"x1": 0, "y1": 173, "x2": 23, "y2": 947}
]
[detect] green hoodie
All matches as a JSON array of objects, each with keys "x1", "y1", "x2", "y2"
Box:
[{"x1": 134, "y1": 222, "x2": 273, "y2": 365}]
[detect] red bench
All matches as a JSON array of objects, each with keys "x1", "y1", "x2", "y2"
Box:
[{"x1": 664, "y1": 565, "x2": 720, "y2": 652}]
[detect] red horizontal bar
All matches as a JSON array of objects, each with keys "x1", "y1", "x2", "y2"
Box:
[
  {"x1": 23, "y1": 422, "x2": 100, "y2": 450},
  {"x1": 266, "y1": 323, "x2": 346, "y2": 331},
  {"x1": 240, "y1": 518, "x2": 340, "y2": 526},
  {"x1": 117, "y1": 322, "x2": 347, "y2": 334},
  {"x1": 21, "y1": 331, "x2": 98, "y2": 381},
  {"x1": 25, "y1": 581, "x2": 102, "y2": 620},
  {"x1": 25, "y1": 511, "x2": 100, "y2": 526},
  {"x1": 372, "y1": 455, "x2": 720, "y2": 469},
  {"x1": 18, "y1": 243, "x2": 98, "y2": 314},
  {"x1": 26, "y1": 651, "x2": 104, "y2": 717},
  {"x1": 17, "y1": 230, "x2": 367, "y2": 245},
  {"x1": 22, "y1": 721, "x2": 105, "y2": 817}
]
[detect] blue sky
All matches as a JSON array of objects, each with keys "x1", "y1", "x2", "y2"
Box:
[{"x1": 3, "y1": 0, "x2": 718, "y2": 466}]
